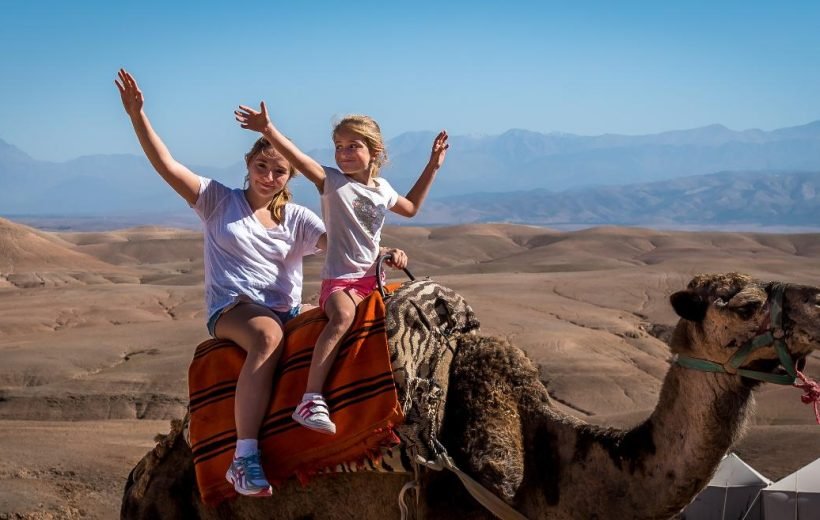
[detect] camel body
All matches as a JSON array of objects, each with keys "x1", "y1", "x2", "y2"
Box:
[{"x1": 121, "y1": 274, "x2": 820, "y2": 519}]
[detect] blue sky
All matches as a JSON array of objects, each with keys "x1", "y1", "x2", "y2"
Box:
[{"x1": 2, "y1": 0, "x2": 819, "y2": 167}]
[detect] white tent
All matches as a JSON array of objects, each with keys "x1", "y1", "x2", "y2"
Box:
[
  {"x1": 681, "y1": 453, "x2": 771, "y2": 520},
  {"x1": 762, "y1": 457, "x2": 820, "y2": 520}
]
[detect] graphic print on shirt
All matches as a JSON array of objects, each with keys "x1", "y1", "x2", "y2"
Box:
[{"x1": 352, "y1": 195, "x2": 384, "y2": 237}]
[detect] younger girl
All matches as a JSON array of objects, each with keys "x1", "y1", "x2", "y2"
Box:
[
  {"x1": 116, "y1": 70, "x2": 326, "y2": 496},
  {"x1": 236, "y1": 102, "x2": 448, "y2": 435}
]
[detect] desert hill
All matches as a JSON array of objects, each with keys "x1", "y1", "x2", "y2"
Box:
[
  {"x1": 0, "y1": 217, "x2": 141, "y2": 289},
  {"x1": 0, "y1": 219, "x2": 818, "y2": 518}
]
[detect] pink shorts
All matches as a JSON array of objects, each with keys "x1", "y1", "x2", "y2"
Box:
[{"x1": 319, "y1": 276, "x2": 379, "y2": 310}]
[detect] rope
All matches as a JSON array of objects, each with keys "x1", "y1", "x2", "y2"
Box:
[
  {"x1": 738, "y1": 488, "x2": 764, "y2": 520},
  {"x1": 794, "y1": 370, "x2": 820, "y2": 424},
  {"x1": 399, "y1": 449, "x2": 422, "y2": 520},
  {"x1": 415, "y1": 453, "x2": 530, "y2": 520},
  {"x1": 398, "y1": 479, "x2": 420, "y2": 520},
  {"x1": 721, "y1": 481, "x2": 729, "y2": 520}
]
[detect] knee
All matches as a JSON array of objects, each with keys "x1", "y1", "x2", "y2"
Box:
[
  {"x1": 249, "y1": 330, "x2": 282, "y2": 358},
  {"x1": 327, "y1": 308, "x2": 355, "y2": 331}
]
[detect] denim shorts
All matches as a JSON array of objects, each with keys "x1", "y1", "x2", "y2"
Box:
[{"x1": 206, "y1": 303, "x2": 301, "y2": 338}]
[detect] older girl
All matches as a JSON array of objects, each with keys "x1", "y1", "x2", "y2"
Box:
[{"x1": 116, "y1": 70, "x2": 326, "y2": 496}]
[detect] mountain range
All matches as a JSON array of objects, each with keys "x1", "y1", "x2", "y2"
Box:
[
  {"x1": 2, "y1": 121, "x2": 820, "y2": 228},
  {"x1": 415, "y1": 170, "x2": 820, "y2": 228}
]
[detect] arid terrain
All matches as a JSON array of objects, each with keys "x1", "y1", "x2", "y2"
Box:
[{"x1": 0, "y1": 217, "x2": 818, "y2": 519}]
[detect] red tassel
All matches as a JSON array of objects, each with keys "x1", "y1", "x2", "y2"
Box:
[{"x1": 794, "y1": 370, "x2": 820, "y2": 425}]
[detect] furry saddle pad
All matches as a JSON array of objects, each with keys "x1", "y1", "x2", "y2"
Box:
[
  {"x1": 188, "y1": 289, "x2": 404, "y2": 506},
  {"x1": 384, "y1": 279, "x2": 480, "y2": 462}
]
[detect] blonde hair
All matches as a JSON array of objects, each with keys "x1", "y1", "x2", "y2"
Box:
[
  {"x1": 244, "y1": 137, "x2": 297, "y2": 223},
  {"x1": 333, "y1": 115, "x2": 388, "y2": 178}
]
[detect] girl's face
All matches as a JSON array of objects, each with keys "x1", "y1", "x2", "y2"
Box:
[
  {"x1": 334, "y1": 128, "x2": 372, "y2": 176},
  {"x1": 246, "y1": 151, "x2": 291, "y2": 197}
]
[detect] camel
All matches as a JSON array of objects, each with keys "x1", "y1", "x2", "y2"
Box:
[{"x1": 121, "y1": 273, "x2": 820, "y2": 519}]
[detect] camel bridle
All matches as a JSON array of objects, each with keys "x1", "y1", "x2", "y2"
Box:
[{"x1": 674, "y1": 285, "x2": 800, "y2": 385}]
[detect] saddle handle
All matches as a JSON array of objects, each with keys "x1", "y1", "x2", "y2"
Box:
[{"x1": 376, "y1": 253, "x2": 416, "y2": 299}]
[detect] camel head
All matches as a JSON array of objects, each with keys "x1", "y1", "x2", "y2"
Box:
[{"x1": 669, "y1": 273, "x2": 820, "y2": 384}]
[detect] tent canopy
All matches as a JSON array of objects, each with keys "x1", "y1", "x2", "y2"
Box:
[
  {"x1": 681, "y1": 453, "x2": 771, "y2": 520},
  {"x1": 709, "y1": 453, "x2": 771, "y2": 488},
  {"x1": 766, "y1": 457, "x2": 820, "y2": 493},
  {"x1": 762, "y1": 457, "x2": 820, "y2": 520}
]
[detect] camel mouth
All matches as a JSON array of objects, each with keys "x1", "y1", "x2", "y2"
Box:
[
  {"x1": 735, "y1": 355, "x2": 808, "y2": 388},
  {"x1": 744, "y1": 356, "x2": 805, "y2": 374},
  {"x1": 787, "y1": 326, "x2": 820, "y2": 353}
]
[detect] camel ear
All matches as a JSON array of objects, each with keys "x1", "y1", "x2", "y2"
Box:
[{"x1": 671, "y1": 290, "x2": 708, "y2": 322}]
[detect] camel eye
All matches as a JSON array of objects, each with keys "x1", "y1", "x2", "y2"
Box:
[{"x1": 731, "y1": 301, "x2": 762, "y2": 320}]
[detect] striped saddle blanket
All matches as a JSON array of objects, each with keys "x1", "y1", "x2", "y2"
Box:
[{"x1": 188, "y1": 289, "x2": 404, "y2": 506}]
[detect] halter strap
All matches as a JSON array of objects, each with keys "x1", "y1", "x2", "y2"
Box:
[{"x1": 675, "y1": 285, "x2": 798, "y2": 385}]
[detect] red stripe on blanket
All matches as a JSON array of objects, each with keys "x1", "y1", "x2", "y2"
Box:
[{"x1": 188, "y1": 289, "x2": 404, "y2": 506}]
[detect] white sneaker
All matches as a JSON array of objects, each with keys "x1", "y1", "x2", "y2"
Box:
[
  {"x1": 225, "y1": 451, "x2": 272, "y2": 497},
  {"x1": 292, "y1": 395, "x2": 337, "y2": 435}
]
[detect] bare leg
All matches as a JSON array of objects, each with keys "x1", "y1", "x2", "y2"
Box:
[
  {"x1": 214, "y1": 303, "x2": 284, "y2": 440},
  {"x1": 305, "y1": 290, "x2": 362, "y2": 394}
]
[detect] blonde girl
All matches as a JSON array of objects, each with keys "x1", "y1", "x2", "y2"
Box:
[{"x1": 236, "y1": 102, "x2": 448, "y2": 435}]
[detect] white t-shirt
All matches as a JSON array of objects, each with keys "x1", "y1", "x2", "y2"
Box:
[
  {"x1": 320, "y1": 166, "x2": 399, "y2": 280},
  {"x1": 193, "y1": 177, "x2": 325, "y2": 317}
]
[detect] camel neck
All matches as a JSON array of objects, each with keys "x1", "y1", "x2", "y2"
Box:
[
  {"x1": 520, "y1": 364, "x2": 753, "y2": 520},
  {"x1": 639, "y1": 366, "x2": 753, "y2": 516}
]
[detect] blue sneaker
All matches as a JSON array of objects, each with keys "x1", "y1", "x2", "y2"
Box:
[{"x1": 225, "y1": 451, "x2": 272, "y2": 497}]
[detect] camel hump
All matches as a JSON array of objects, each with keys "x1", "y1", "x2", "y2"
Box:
[{"x1": 384, "y1": 279, "x2": 480, "y2": 460}]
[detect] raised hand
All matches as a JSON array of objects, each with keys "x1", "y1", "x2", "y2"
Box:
[
  {"x1": 235, "y1": 102, "x2": 272, "y2": 133},
  {"x1": 114, "y1": 68, "x2": 144, "y2": 117},
  {"x1": 112, "y1": 68, "x2": 200, "y2": 206},
  {"x1": 234, "y1": 101, "x2": 326, "y2": 185},
  {"x1": 429, "y1": 130, "x2": 449, "y2": 170}
]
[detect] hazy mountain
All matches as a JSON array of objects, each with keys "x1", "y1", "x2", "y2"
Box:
[
  {"x1": 2, "y1": 120, "x2": 820, "y2": 225},
  {"x1": 0, "y1": 137, "x2": 322, "y2": 216},
  {"x1": 415, "y1": 170, "x2": 820, "y2": 228},
  {"x1": 0, "y1": 138, "x2": 35, "y2": 165},
  {"x1": 377, "y1": 122, "x2": 820, "y2": 195}
]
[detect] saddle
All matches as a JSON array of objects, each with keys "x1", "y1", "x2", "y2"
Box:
[
  {"x1": 187, "y1": 278, "x2": 479, "y2": 505},
  {"x1": 384, "y1": 279, "x2": 480, "y2": 461}
]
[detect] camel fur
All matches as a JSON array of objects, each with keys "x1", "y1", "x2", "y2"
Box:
[{"x1": 122, "y1": 273, "x2": 820, "y2": 519}]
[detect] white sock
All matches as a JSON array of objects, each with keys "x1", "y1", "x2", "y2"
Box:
[
  {"x1": 235, "y1": 438, "x2": 258, "y2": 459},
  {"x1": 302, "y1": 393, "x2": 324, "y2": 402}
]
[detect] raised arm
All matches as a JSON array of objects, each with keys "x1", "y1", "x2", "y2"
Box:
[
  {"x1": 235, "y1": 102, "x2": 326, "y2": 191},
  {"x1": 115, "y1": 69, "x2": 200, "y2": 206},
  {"x1": 391, "y1": 131, "x2": 449, "y2": 217}
]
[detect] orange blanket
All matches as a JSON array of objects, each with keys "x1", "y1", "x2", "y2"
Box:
[{"x1": 188, "y1": 290, "x2": 404, "y2": 505}]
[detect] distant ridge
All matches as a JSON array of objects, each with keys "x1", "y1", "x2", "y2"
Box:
[
  {"x1": 2, "y1": 121, "x2": 820, "y2": 226},
  {"x1": 415, "y1": 170, "x2": 820, "y2": 228}
]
